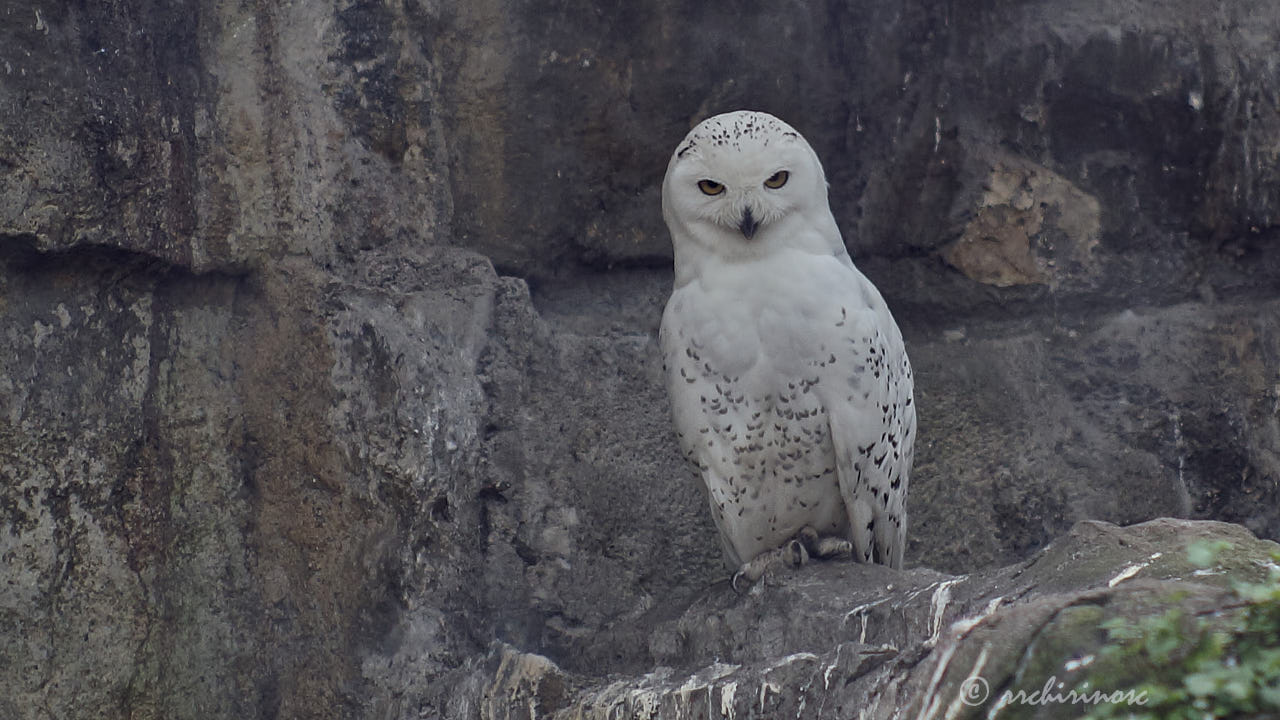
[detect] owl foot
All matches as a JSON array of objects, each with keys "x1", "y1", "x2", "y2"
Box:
[
  {"x1": 730, "y1": 528, "x2": 855, "y2": 592},
  {"x1": 796, "y1": 526, "x2": 854, "y2": 559},
  {"x1": 731, "y1": 539, "x2": 810, "y2": 593}
]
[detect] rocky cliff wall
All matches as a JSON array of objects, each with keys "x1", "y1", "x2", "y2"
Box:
[{"x1": 1, "y1": 1, "x2": 1278, "y2": 718}]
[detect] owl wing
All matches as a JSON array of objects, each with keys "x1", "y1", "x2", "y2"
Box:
[{"x1": 816, "y1": 275, "x2": 915, "y2": 569}]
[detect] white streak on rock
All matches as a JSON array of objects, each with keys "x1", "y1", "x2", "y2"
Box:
[{"x1": 1107, "y1": 563, "x2": 1147, "y2": 588}]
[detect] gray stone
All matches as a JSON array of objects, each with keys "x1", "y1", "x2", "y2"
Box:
[
  {"x1": 2, "y1": 0, "x2": 1279, "y2": 718},
  {"x1": 481, "y1": 519, "x2": 1280, "y2": 719}
]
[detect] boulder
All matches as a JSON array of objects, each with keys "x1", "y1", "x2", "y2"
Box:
[{"x1": 479, "y1": 519, "x2": 1280, "y2": 719}]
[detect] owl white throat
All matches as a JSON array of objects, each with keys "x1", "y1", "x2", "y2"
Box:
[{"x1": 658, "y1": 110, "x2": 916, "y2": 590}]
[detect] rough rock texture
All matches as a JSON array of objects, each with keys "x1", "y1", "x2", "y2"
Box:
[
  {"x1": 481, "y1": 519, "x2": 1280, "y2": 719},
  {"x1": 2, "y1": 1, "x2": 1280, "y2": 718}
]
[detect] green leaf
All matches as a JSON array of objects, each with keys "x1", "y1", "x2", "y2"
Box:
[
  {"x1": 1233, "y1": 580, "x2": 1278, "y2": 603},
  {"x1": 1184, "y1": 672, "x2": 1218, "y2": 697},
  {"x1": 1258, "y1": 683, "x2": 1280, "y2": 708},
  {"x1": 1222, "y1": 676, "x2": 1252, "y2": 701},
  {"x1": 1101, "y1": 616, "x2": 1140, "y2": 641},
  {"x1": 1188, "y1": 539, "x2": 1232, "y2": 568}
]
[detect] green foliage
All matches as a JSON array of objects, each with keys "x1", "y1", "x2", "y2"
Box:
[
  {"x1": 1085, "y1": 542, "x2": 1280, "y2": 720},
  {"x1": 1187, "y1": 539, "x2": 1234, "y2": 569}
]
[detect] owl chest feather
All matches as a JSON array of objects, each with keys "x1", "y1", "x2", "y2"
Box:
[
  {"x1": 661, "y1": 251, "x2": 895, "y2": 559},
  {"x1": 690, "y1": 362, "x2": 850, "y2": 557}
]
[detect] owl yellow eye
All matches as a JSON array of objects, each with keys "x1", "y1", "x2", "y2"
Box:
[
  {"x1": 697, "y1": 179, "x2": 725, "y2": 196},
  {"x1": 764, "y1": 170, "x2": 790, "y2": 189}
]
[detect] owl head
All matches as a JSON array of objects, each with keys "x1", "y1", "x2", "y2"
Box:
[{"x1": 661, "y1": 111, "x2": 844, "y2": 281}]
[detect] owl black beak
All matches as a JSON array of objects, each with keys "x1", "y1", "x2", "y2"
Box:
[{"x1": 738, "y1": 208, "x2": 759, "y2": 239}]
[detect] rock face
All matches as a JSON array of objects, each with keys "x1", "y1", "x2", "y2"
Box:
[
  {"x1": 482, "y1": 518, "x2": 1280, "y2": 720},
  {"x1": 1, "y1": 1, "x2": 1278, "y2": 718}
]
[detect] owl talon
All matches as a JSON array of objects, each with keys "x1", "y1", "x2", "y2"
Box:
[
  {"x1": 785, "y1": 538, "x2": 809, "y2": 567},
  {"x1": 823, "y1": 538, "x2": 854, "y2": 557},
  {"x1": 796, "y1": 526, "x2": 821, "y2": 552},
  {"x1": 794, "y1": 526, "x2": 853, "y2": 559},
  {"x1": 732, "y1": 541, "x2": 812, "y2": 592},
  {"x1": 732, "y1": 563, "x2": 766, "y2": 592}
]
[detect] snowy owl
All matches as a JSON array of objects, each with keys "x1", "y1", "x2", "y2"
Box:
[{"x1": 658, "y1": 110, "x2": 915, "y2": 588}]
